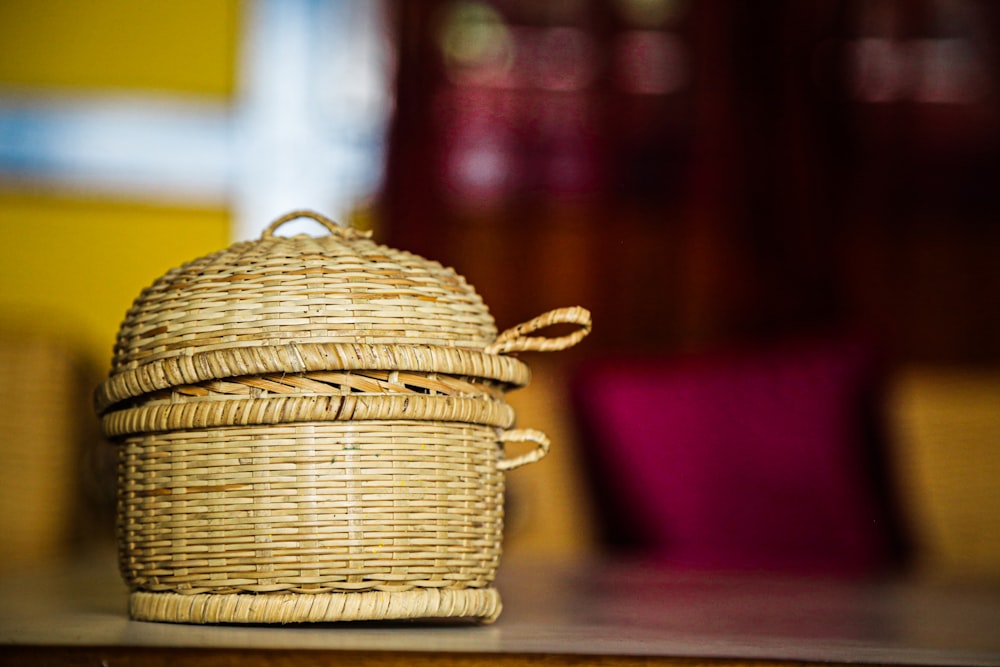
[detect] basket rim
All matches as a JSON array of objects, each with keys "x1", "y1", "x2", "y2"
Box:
[
  {"x1": 129, "y1": 588, "x2": 502, "y2": 624},
  {"x1": 101, "y1": 392, "x2": 517, "y2": 437},
  {"x1": 95, "y1": 342, "x2": 531, "y2": 414}
]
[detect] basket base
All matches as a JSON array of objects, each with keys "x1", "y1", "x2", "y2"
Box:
[{"x1": 129, "y1": 588, "x2": 502, "y2": 625}]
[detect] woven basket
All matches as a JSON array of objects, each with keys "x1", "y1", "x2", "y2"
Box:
[{"x1": 96, "y1": 210, "x2": 590, "y2": 624}]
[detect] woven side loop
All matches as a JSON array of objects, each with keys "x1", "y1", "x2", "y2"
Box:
[
  {"x1": 486, "y1": 306, "x2": 592, "y2": 355},
  {"x1": 261, "y1": 209, "x2": 371, "y2": 240},
  {"x1": 497, "y1": 428, "x2": 550, "y2": 471}
]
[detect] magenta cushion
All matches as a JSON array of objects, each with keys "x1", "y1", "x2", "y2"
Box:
[{"x1": 572, "y1": 338, "x2": 904, "y2": 574}]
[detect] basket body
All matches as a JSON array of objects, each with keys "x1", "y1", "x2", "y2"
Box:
[
  {"x1": 119, "y1": 420, "x2": 505, "y2": 623},
  {"x1": 98, "y1": 211, "x2": 591, "y2": 624}
]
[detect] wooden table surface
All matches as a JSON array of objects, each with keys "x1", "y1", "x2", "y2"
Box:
[{"x1": 2, "y1": 549, "x2": 999, "y2": 666}]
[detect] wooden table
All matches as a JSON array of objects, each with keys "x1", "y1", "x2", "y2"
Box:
[{"x1": 2, "y1": 549, "x2": 998, "y2": 666}]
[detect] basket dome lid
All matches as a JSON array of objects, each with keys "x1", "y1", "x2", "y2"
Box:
[
  {"x1": 96, "y1": 211, "x2": 591, "y2": 414},
  {"x1": 109, "y1": 211, "x2": 498, "y2": 377}
]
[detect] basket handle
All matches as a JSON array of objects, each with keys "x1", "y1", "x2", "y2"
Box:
[
  {"x1": 486, "y1": 306, "x2": 592, "y2": 355},
  {"x1": 261, "y1": 210, "x2": 370, "y2": 239},
  {"x1": 498, "y1": 428, "x2": 550, "y2": 471}
]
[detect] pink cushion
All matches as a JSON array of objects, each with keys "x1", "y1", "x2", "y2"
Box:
[{"x1": 572, "y1": 337, "x2": 905, "y2": 574}]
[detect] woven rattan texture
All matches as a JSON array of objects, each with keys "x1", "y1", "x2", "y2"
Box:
[
  {"x1": 110, "y1": 221, "x2": 496, "y2": 376},
  {"x1": 99, "y1": 212, "x2": 593, "y2": 624},
  {"x1": 156, "y1": 370, "x2": 508, "y2": 402},
  {"x1": 129, "y1": 588, "x2": 502, "y2": 624},
  {"x1": 95, "y1": 342, "x2": 532, "y2": 413},
  {"x1": 103, "y1": 370, "x2": 515, "y2": 437},
  {"x1": 118, "y1": 421, "x2": 505, "y2": 596}
]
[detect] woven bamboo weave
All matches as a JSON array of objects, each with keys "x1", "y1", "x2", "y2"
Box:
[
  {"x1": 158, "y1": 369, "x2": 510, "y2": 401},
  {"x1": 104, "y1": 393, "x2": 517, "y2": 437},
  {"x1": 109, "y1": 211, "x2": 497, "y2": 376},
  {"x1": 129, "y1": 588, "x2": 502, "y2": 624},
  {"x1": 95, "y1": 342, "x2": 532, "y2": 414},
  {"x1": 118, "y1": 421, "x2": 514, "y2": 593},
  {"x1": 102, "y1": 370, "x2": 516, "y2": 437},
  {"x1": 99, "y1": 211, "x2": 591, "y2": 624}
]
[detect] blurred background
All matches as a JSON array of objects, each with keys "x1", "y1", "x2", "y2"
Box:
[{"x1": 1, "y1": 0, "x2": 998, "y2": 580}]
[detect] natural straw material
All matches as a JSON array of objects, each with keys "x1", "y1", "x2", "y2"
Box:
[
  {"x1": 117, "y1": 421, "x2": 544, "y2": 591},
  {"x1": 130, "y1": 588, "x2": 502, "y2": 624},
  {"x1": 101, "y1": 370, "x2": 517, "y2": 437},
  {"x1": 108, "y1": 210, "x2": 498, "y2": 377},
  {"x1": 486, "y1": 306, "x2": 592, "y2": 355},
  {"x1": 104, "y1": 391, "x2": 517, "y2": 437},
  {"x1": 99, "y1": 211, "x2": 591, "y2": 624},
  {"x1": 95, "y1": 342, "x2": 532, "y2": 415}
]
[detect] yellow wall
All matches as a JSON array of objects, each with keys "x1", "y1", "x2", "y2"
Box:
[
  {"x1": 0, "y1": 0, "x2": 238, "y2": 94},
  {"x1": 0, "y1": 0, "x2": 239, "y2": 370},
  {"x1": 0, "y1": 195, "x2": 230, "y2": 373},
  {"x1": 0, "y1": 1, "x2": 238, "y2": 564}
]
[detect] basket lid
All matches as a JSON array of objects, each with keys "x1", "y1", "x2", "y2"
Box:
[
  {"x1": 96, "y1": 210, "x2": 591, "y2": 414},
  {"x1": 109, "y1": 211, "x2": 498, "y2": 376}
]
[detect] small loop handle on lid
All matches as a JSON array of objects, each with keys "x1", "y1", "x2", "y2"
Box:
[
  {"x1": 261, "y1": 210, "x2": 369, "y2": 240},
  {"x1": 497, "y1": 428, "x2": 550, "y2": 471},
  {"x1": 486, "y1": 306, "x2": 592, "y2": 355}
]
